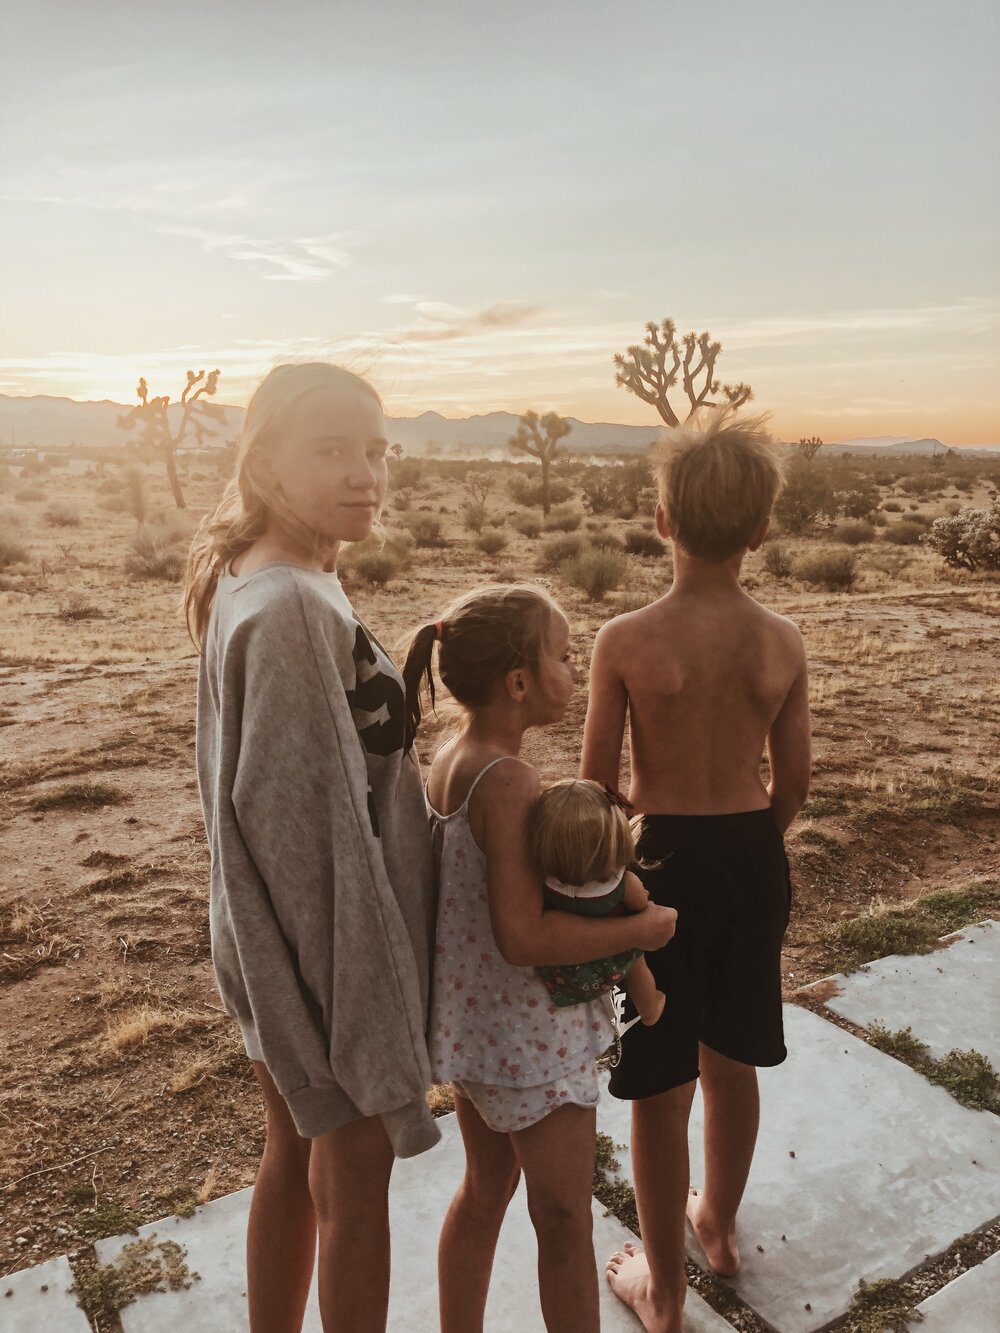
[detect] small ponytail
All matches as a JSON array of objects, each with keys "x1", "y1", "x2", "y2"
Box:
[{"x1": 402, "y1": 623, "x2": 439, "y2": 751}]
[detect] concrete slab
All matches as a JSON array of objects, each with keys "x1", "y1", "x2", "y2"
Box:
[
  {"x1": 814, "y1": 919, "x2": 1000, "y2": 1067},
  {"x1": 597, "y1": 1005, "x2": 1000, "y2": 1333},
  {"x1": 93, "y1": 1114, "x2": 734, "y2": 1331},
  {"x1": 0, "y1": 1254, "x2": 93, "y2": 1333},
  {"x1": 908, "y1": 1250, "x2": 1000, "y2": 1332}
]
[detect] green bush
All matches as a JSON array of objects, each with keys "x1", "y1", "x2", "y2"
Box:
[
  {"x1": 507, "y1": 474, "x2": 573, "y2": 509},
  {"x1": 774, "y1": 461, "x2": 836, "y2": 532},
  {"x1": 559, "y1": 547, "x2": 628, "y2": 601},
  {"x1": 762, "y1": 542, "x2": 793, "y2": 578},
  {"x1": 624, "y1": 528, "x2": 665, "y2": 557},
  {"x1": 925, "y1": 499, "x2": 1000, "y2": 572},
  {"x1": 477, "y1": 528, "x2": 509, "y2": 556},
  {"x1": 834, "y1": 520, "x2": 875, "y2": 545},
  {"x1": 883, "y1": 519, "x2": 926, "y2": 546},
  {"x1": 538, "y1": 534, "x2": 586, "y2": 572},
  {"x1": 792, "y1": 549, "x2": 856, "y2": 590},
  {"x1": 834, "y1": 481, "x2": 880, "y2": 520},
  {"x1": 543, "y1": 504, "x2": 582, "y2": 533},
  {"x1": 580, "y1": 462, "x2": 653, "y2": 518}
]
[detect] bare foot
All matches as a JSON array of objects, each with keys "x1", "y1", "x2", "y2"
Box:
[
  {"x1": 685, "y1": 1187, "x2": 740, "y2": 1277},
  {"x1": 605, "y1": 1241, "x2": 683, "y2": 1333},
  {"x1": 638, "y1": 990, "x2": 667, "y2": 1027}
]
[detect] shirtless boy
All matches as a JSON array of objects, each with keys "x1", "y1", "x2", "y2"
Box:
[{"x1": 580, "y1": 407, "x2": 812, "y2": 1333}]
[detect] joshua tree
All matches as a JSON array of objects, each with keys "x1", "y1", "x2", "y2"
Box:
[
  {"x1": 614, "y1": 318, "x2": 752, "y2": 426},
  {"x1": 117, "y1": 369, "x2": 225, "y2": 509},
  {"x1": 796, "y1": 436, "x2": 825, "y2": 461},
  {"x1": 508, "y1": 410, "x2": 572, "y2": 515},
  {"x1": 390, "y1": 443, "x2": 404, "y2": 461}
]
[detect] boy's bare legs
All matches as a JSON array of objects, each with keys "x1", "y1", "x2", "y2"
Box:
[
  {"x1": 308, "y1": 1112, "x2": 395, "y2": 1333},
  {"x1": 248, "y1": 1061, "x2": 316, "y2": 1332},
  {"x1": 686, "y1": 1044, "x2": 760, "y2": 1277},
  {"x1": 439, "y1": 1092, "x2": 521, "y2": 1333},
  {"x1": 622, "y1": 959, "x2": 666, "y2": 1026},
  {"x1": 512, "y1": 1102, "x2": 601, "y2": 1333},
  {"x1": 606, "y1": 1080, "x2": 696, "y2": 1333}
]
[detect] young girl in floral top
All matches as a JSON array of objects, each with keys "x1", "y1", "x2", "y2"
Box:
[{"x1": 403, "y1": 585, "x2": 676, "y2": 1333}]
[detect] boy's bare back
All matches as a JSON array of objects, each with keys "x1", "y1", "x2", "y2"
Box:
[{"x1": 583, "y1": 585, "x2": 809, "y2": 820}]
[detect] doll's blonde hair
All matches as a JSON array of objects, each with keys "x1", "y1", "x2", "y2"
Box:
[
  {"x1": 528, "y1": 779, "x2": 635, "y2": 886},
  {"x1": 184, "y1": 362, "x2": 382, "y2": 646}
]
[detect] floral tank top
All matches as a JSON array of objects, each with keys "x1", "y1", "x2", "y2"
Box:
[{"x1": 427, "y1": 757, "x2": 615, "y2": 1087}]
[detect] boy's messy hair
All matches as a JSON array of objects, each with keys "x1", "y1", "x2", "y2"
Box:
[
  {"x1": 528, "y1": 779, "x2": 636, "y2": 886},
  {"x1": 650, "y1": 406, "x2": 784, "y2": 562}
]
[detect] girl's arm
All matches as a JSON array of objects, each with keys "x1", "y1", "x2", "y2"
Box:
[
  {"x1": 579, "y1": 623, "x2": 628, "y2": 790},
  {"x1": 480, "y1": 761, "x2": 676, "y2": 968}
]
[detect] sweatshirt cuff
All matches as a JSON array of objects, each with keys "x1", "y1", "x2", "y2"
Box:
[{"x1": 285, "y1": 1085, "x2": 442, "y2": 1158}]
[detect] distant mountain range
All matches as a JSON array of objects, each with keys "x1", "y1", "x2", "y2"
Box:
[{"x1": 0, "y1": 394, "x2": 997, "y2": 456}]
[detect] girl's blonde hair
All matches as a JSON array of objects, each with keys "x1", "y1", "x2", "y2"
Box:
[
  {"x1": 183, "y1": 362, "x2": 382, "y2": 646},
  {"x1": 528, "y1": 779, "x2": 635, "y2": 885},
  {"x1": 650, "y1": 405, "x2": 783, "y2": 561},
  {"x1": 401, "y1": 584, "x2": 560, "y2": 751}
]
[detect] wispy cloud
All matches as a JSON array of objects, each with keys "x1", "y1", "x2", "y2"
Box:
[{"x1": 160, "y1": 226, "x2": 352, "y2": 281}]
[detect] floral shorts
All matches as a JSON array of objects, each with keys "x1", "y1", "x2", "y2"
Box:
[{"x1": 451, "y1": 1060, "x2": 601, "y2": 1134}]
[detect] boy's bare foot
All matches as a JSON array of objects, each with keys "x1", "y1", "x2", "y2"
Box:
[
  {"x1": 638, "y1": 990, "x2": 667, "y2": 1026},
  {"x1": 685, "y1": 1186, "x2": 740, "y2": 1277},
  {"x1": 605, "y1": 1241, "x2": 683, "y2": 1332}
]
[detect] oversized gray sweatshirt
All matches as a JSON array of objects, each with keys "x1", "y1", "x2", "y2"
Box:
[{"x1": 196, "y1": 562, "x2": 440, "y2": 1157}]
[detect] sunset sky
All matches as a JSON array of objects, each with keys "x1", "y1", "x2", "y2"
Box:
[{"x1": 2, "y1": 1, "x2": 998, "y2": 443}]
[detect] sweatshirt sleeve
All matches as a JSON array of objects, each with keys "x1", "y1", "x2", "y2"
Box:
[{"x1": 213, "y1": 575, "x2": 438, "y2": 1152}]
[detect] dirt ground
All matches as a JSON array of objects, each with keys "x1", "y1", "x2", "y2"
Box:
[{"x1": 1, "y1": 455, "x2": 998, "y2": 1277}]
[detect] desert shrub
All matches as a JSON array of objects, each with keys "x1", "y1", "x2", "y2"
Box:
[
  {"x1": 45, "y1": 503, "x2": 81, "y2": 528},
  {"x1": 461, "y1": 501, "x2": 486, "y2": 533},
  {"x1": 124, "y1": 524, "x2": 185, "y2": 581},
  {"x1": 464, "y1": 470, "x2": 494, "y2": 508},
  {"x1": 99, "y1": 493, "x2": 129, "y2": 513},
  {"x1": 94, "y1": 476, "x2": 122, "y2": 495},
  {"x1": 123, "y1": 466, "x2": 148, "y2": 525},
  {"x1": 882, "y1": 500, "x2": 903, "y2": 512},
  {"x1": 392, "y1": 487, "x2": 413, "y2": 513},
  {"x1": 0, "y1": 504, "x2": 29, "y2": 532},
  {"x1": 624, "y1": 528, "x2": 665, "y2": 557},
  {"x1": 834, "y1": 520, "x2": 875, "y2": 545},
  {"x1": 58, "y1": 594, "x2": 104, "y2": 621},
  {"x1": 543, "y1": 505, "x2": 581, "y2": 533},
  {"x1": 925, "y1": 500, "x2": 1000, "y2": 572},
  {"x1": 389, "y1": 457, "x2": 425, "y2": 490},
  {"x1": 512, "y1": 513, "x2": 542, "y2": 539},
  {"x1": 580, "y1": 462, "x2": 653, "y2": 518},
  {"x1": 350, "y1": 550, "x2": 403, "y2": 586},
  {"x1": 507, "y1": 474, "x2": 573, "y2": 509},
  {"x1": 477, "y1": 528, "x2": 509, "y2": 556},
  {"x1": 403, "y1": 513, "x2": 446, "y2": 547},
  {"x1": 943, "y1": 500, "x2": 962, "y2": 516},
  {"x1": 762, "y1": 543, "x2": 793, "y2": 578},
  {"x1": 538, "y1": 534, "x2": 586, "y2": 572},
  {"x1": 792, "y1": 549, "x2": 856, "y2": 591},
  {"x1": 0, "y1": 535, "x2": 29, "y2": 569},
  {"x1": 873, "y1": 512, "x2": 888, "y2": 527},
  {"x1": 591, "y1": 531, "x2": 625, "y2": 552},
  {"x1": 774, "y1": 461, "x2": 836, "y2": 533},
  {"x1": 900, "y1": 473, "x2": 934, "y2": 495},
  {"x1": 559, "y1": 547, "x2": 627, "y2": 601},
  {"x1": 833, "y1": 481, "x2": 880, "y2": 520},
  {"x1": 883, "y1": 519, "x2": 926, "y2": 546},
  {"x1": 16, "y1": 485, "x2": 46, "y2": 503}
]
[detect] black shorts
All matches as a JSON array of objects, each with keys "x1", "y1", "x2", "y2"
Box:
[{"x1": 609, "y1": 808, "x2": 792, "y2": 1101}]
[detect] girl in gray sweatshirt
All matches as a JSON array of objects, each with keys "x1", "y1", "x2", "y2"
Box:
[{"x1": 186, "y1": 362, "x2": 438, "y2": 1331}]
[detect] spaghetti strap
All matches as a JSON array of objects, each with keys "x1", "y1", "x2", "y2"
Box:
[{"x1": 465, "y1": 755, "x2": 517, "y2": 806}]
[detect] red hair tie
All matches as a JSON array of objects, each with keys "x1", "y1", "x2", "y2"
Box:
[{"x1": 434, "y1": 620, "x2": 444, "y2": 641}]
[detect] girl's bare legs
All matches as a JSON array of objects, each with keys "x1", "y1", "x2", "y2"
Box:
[
  {"x1": 309, "y1": 1112, "x2": 396, "y2": 1333},
  {"x1": 512, "y1": 1102, "x2": 601, "y2": 1333},
  {"x1": 439, "y1": 1092, "x2": 522, "y2": 1332},
  {"x1": 248, "y1": 1061, "x2": 316, "y2": 1333}
]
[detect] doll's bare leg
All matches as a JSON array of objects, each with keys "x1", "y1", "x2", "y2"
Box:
[{"x1": 622, "y1": 959, "x2": 666, "y2": 1026}]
